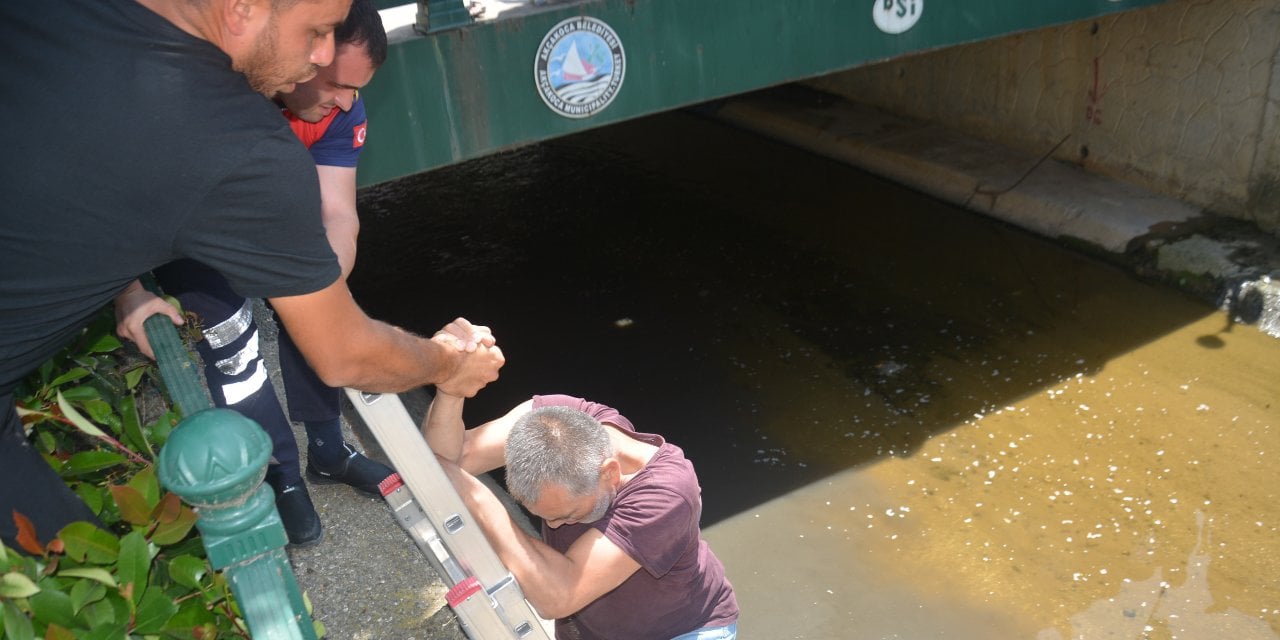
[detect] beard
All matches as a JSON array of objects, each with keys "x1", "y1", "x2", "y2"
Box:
[
  {"x1": 579, "y1": 486, "x2": 616, "y2": 525},
  {"x1": 238, "y1": 15, "x2": 317, "y2": 97}
]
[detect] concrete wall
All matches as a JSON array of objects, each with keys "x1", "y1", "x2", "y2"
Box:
[{"x1": 805, "y1": 0, "x2": 1280, "y2": 235}]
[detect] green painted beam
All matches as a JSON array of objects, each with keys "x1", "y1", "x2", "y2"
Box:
[{"x1": 359, "y1": 0, "x2": 1166, "y2": 186}]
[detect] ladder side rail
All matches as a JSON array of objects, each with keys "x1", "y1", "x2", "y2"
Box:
[{"x1": 345, "y1": 389, "x2": 552, "y2": 640}]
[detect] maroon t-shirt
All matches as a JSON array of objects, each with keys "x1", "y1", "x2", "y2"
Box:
[{"x1": 531, "y1": 395, "x2": 739, "y2": 640}]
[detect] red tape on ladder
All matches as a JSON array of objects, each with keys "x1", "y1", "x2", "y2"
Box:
[{"x1": 446, "y1": 576, "x2": 484, "y2": 608}]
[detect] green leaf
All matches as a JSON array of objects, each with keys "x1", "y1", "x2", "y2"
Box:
[
  {"x1": 2, "y1": 599, "x2": 35, "y2": 640},
  {"x1": 48, "y1": 367, "x2": 91, "y2": 388},
  {"x1": 147, "y1": 411, "x2": 177, "y2": 449},
  {"x1": 68, "y1": 578, "x2": 107, "y2": 615},
  {"x1": 115, "y1": 532, "x2": 150, "y2": 605},
  {"x1": 0, "y1": 571, "x2": 40, "y2": 598},
  {"x1": 58, "y1": 385, "x2": 101, "y2": 404},
  {"x1": 55, "y1": 390, "x2": 107, "y2": 438},
  {"x1": 123, "y1": 366, "x2": 146, "y2": 391},
  {"x1": 127, "y1": 466, "x2": 160, "y2": 510},
  {"x1": 43, "y1": 622, "x2": 79, "y2": 640},
  {"x1": 132, "y1": 587, "x2": 178, "y2": 634},
  {"x1": 82, "y1": 398, "x2": 117, "y2": 428},
  {"x1": 80, "y1": 622, "x2": 127, "y2": 640},
  {"x1": 37, "y1": 358, "x2": 55, "y2": 386},
  {"x1": 86, "y1": 333, "x2": 123, "y2": 354},
  {"x1": 28, "y1": 585, "x2": 76, "y2": 629},
  {"x1": 72, "y1": 483, "x2": 105, "y2": 517},
  {"x1": 55, "y1": 568, "x2": 117, "y2": 588},
  {"x1": 162, "y1": 598, "x2": 215, "y2": 633},
  {"x1": 62, "y1": 450, "x2": 127, "y2": 477},
  {"x1": 59, "y1": 522, "x2": 119, "y2": 565},
  {"x1": 166, "y1": 556, "x2": 207, "y2": 590},
  {"x1": 148, "y1": 503, "x2": 196, "y2": 547},
  {"x1": 110, "y1": 485, "x2": 151, "y2": 527},
  {"x1": 119, "y1": 396, "x2": 151, "y2": 459}
]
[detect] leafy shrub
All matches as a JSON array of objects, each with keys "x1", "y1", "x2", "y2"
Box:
[{"x1": 1, "y1": 309, "x2": 251, "y2": 639}]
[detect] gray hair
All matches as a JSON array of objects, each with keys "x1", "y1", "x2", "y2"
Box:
[{"x1": 504, "y1": 406, "x2": 614, "y2": 505}]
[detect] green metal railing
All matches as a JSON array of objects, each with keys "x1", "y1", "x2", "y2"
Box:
[{"x1": 146, "y1": 314, "x2": 318, "y2": 640}]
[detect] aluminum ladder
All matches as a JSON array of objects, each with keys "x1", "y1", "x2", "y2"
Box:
[{"x1": 343, "y1": 389, "x2": 552, "y2": 640}]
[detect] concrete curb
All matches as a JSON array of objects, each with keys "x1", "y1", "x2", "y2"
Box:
[{"x1": 709, "y1": 87, "x2": 1280, "y2": 338}]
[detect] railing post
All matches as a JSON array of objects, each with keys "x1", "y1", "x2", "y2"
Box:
[
  {"x1": 415, "y1": 0, "x2": 472, "y2": 34},
  {"x1": 146, "y1": 312, "x2": 317, "y2": 639}
]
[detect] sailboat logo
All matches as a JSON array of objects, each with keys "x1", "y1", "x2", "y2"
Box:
[{"x1": 535, "y1": 17, "x2": 626, "y2": 119}]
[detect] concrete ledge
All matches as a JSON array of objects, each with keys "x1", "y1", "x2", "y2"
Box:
[{"x1": 709, "y1": 87, "x2": 1280, "y2": 337}]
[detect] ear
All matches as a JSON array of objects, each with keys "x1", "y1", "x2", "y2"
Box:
[
  {"x1": 222, "y1": 0, "x2": 266, "y2": 37},
  {"x1": 600, "y1": 458, "x2": 622, "y2": 488}
]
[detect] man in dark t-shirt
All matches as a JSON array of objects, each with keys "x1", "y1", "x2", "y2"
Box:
[
  {"x1": 424, "y1": 393, "x2": 740, "y2": 640},
  {"x1": 0, "y1": 0, "x2": 503, "y2": 550},
  {"x1": 114, "y1": 0, "x2": 393, "y2": 547}
]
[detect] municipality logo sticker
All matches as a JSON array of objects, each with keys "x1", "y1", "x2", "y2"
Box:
[
  {"x1": 535, "y1": 17, "x2": 625, "y2": 119},
  {"x1": 873, "y1": 0, "x2": 922, "y2": 35}
]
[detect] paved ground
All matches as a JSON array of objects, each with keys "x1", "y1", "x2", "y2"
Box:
[
  {"x1": 261, "y1": 87, "x2": 1280, "y2": 639},
  {"x1": 253, "y1": 312, "x2": 470, "y2": 640}
]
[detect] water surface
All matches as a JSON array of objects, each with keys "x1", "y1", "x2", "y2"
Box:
[{"x1": 352, "y1": 111, "x2": 1279, "y2": 639}]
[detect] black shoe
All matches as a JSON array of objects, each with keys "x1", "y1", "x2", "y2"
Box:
[
  {"x1": 276, "y1": 484, "x2": 323, "y2": 547},
  {"x1": 306, "y1": 443, "x2": 395, "y2": 496}
]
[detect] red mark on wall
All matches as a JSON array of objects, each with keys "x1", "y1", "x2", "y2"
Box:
[{"x1": 1085, "y1": 56, "x2": 1110, "y2": 125}]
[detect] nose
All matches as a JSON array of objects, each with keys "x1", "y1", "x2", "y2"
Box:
[
  {"x1": 335, "y1": 89, "x2": 355, "y2": 112},
  {"x1": 310, "y1": 32, "x2": 336, "y2": 67}
]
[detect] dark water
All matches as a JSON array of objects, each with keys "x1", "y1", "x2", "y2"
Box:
[{"x1": 350, "y1": 112, "x2": 1280, "y2": 639}]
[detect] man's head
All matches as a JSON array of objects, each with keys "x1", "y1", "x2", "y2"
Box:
[
  {"x1": 277, "y1": 0, "x2": 387, "y2": 122},
  {"x1": 505, "y1": 407, "x2": 620, "y2": 529},
  {"x1": 226, "y1": 0, "x2": 354, "y2": 96}
]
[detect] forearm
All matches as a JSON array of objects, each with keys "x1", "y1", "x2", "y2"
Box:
[
  {"x1": 272, "y1": 283, "x2": 454, "y2": 391},
  {"x1": 442, "y1": 462, "x2": 587, "y2": 618},
  {"x1": 317, "y1": 164, "x2": 360, "y2": 280},
  {"x1": 324, "y1": 215, "x2": 359, "y2": 280},
  {"x1": 271, "y1": 281, "x2": 503, "y2": 395},
  {"x1": 335, "y1": 319, "x2": 459, "y2": 392},
  {"x1": 423, "y1": 392, "x2": 466, "y2": 463}
]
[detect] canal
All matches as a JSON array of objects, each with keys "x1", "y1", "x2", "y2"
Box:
[{"x1": 348, "y1": 110, "x2": 1279, "y2": 639}]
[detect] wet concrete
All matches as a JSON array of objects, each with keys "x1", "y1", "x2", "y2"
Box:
[{"x1": 340, "y1": 110, "x2": 1278, "y2": 639}]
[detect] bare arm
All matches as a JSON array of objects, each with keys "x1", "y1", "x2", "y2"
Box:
[
  {"x1": 316, "y1": 164, "x2": 360, "y2": 280},
  {"x1": 113, "y1": 279, "x2": 185, "y2": 359},
  {"x1": 440, "y1": 459, "x2": 642, "y2": 619},
  {"x1": 422, "y1": 392, "x2": 466, "y2": 464},
  {"x1": 269, "y1": 278, "x2": 503, "y2": 395},
  {"x1": 422, "y1": 396, "x2": 533, "y2": 474}
]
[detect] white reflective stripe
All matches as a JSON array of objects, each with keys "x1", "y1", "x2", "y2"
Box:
[
  {"x1": 221, "y1": 360, "x2": 269, "y2": 405},
  {"x1": 214, "y1": 331, "x2": 261, "y2": 376},
  {"x1": 203, "y1": 299, "x2": 254, "y2": 350}
]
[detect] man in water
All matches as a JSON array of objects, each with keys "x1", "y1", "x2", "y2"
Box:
[{"x1": 422, "y1": 392, "x2": 739, "y2": 639}]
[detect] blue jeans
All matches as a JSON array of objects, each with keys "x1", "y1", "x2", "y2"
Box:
[{"x1": 671, "y1": 622, "x2": 737, "y2": 640}]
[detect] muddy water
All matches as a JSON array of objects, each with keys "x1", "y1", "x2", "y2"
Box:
[{"x1": 351, "y1": 111, "x2": 1279, "y2": 639}]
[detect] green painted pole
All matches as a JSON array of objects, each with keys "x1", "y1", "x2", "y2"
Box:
[
  {"x1": 158, "y1": 407, "x2": 318, "y2": 640},
  {"x1": 147, "y1": 312, "x2": 317, "y2": 640},
  {"x1": 143, "y1": 314, "x2": 209, "y2": 417}
]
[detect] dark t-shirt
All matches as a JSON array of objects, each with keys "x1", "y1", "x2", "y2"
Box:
[
  {"x1": 533, "y1": 395, "x2": 739, "y2": 640},
  {"x1": 0, "y1": 0, "x2": 339, "y2": 394}
]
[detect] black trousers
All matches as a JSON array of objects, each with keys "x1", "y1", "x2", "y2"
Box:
[{"x1": 154, "y1": 259, "x2": 340, "y2": 489}]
